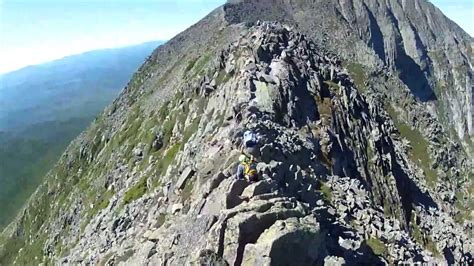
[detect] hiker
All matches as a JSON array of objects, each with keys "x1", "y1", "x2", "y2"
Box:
[
  {"x1": 241, "y1": 130, "x2": 260, "y2": 160},
  {"x1": 235, "y1": 154, "x2": 258, "y2": 182}
]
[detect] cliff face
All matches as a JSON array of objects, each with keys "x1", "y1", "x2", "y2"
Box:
[
  {"x1": 226, "y1": 0, "x2": 473, "y2": 141},
  {"x1": 1, "y1": 1, "x2": 473, "y2": 265}
]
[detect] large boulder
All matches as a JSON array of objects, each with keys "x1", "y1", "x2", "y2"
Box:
[{"x1": 242, "y1": 217, "x2": 326, "y2": 265}]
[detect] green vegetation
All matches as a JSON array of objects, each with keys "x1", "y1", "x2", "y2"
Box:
[
  {"x1": 115, "y1": 249, "x2": 135, "y2": 263},
  {"x1": 98, "y1": 252, "x2": 114, "y2": 266},
  {"x1": 383, "y1": 204, "x2": 391, "y2": 217},
  {"x1": 346, "y1": 62, "x2": 367, "y2": 91},
  {"x1": 0, "y1": 49, "x2": 175, "y2": 264},
  {"x1": 366, "y1": 237, "x2": 388, "y2": 257},
  {"x1": 0, "y1": 42, "x2": 159, "y2": 231},
  {"x1": 184, "y1": 53, "x2": 212, "y2": 77},
  {"x1": 313, "y1": 93, "x2": 332, "y2": 130},
  {"x1": 183, "y1": 118, "x2": 201, "y2": 143},
  {"x1": 366, "y1": 142, "x2": 374, "y2": 162},
  {"x1": 324, "y1": 80, "x2": 339, "y2": 90},
  {"x1": 396, "y1": 122, "x2": 437, "y2": 185},
  {"x1": 215, "y1": 70, "x2": 231, "y2": 85},
  {"x1": 318, "y1": 98, "x2": 332, "y2": 120},
  {"x1": 158, "y1": 100, "x2": 170, "y2": 120},
  {"x1": 411, "y1": 217, "x2": 440, "y2": 257},
  {"x1": 156, "y1": 213, "x2": 167, "y2": 228},
  {"x1": 0, "y1": 184, "x2": 52, "y2": 265},
  {"x1": 317, "y1": 181, "x2": 332, "y2": 202},
  {"x1": 387, "y1": 106, "x2": 437, "y2": 186},
  {"x1": 193, "y1": 54, "x2": 212, "y2": 75},
  {"x1": 0, "y1": 77, "x2": 206, "y2": 264},
  {"x1": 157, "y1": 143, "x2": 182, "y2": 174},
  {"x1": 0, "y1": 117, "x2": 91, "y2": 229},
  {"x1": 123, "y1": 176, "x2": 148, "y2": 205},
  {"x1": 428, "y1": 50, "x2": 445, "y2": 64},
  {"x1": 162, "y1": 112, "x2": 178, "y2": 146},
  {"x1": 89, "y1": 189, "x2": 114, "y2": 217},
  {"x1": 454, "y1": 189, "x2": 474, "y2": 223},
  {"x1": 184, "y1": 57, "x2": 199, "y2": 74}
]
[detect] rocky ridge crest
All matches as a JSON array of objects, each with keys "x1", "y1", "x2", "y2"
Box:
[{"x1": 1, "y1": 1, "x2": 473, "y2": 265}]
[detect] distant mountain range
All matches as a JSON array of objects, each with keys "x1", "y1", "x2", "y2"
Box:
[{"x1": 0, "y1": 40, "x2": 161, "y2": 228}]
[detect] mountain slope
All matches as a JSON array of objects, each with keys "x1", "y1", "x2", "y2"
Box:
[
  {"x1": 0, "y1": 41, "x2": 161, "y2": 229},
  {"x1": 226, "y1": 0, "x2": 473, "y2": 140},
  {"x1": 225, "y1": 0, "x2": 473, "y2": 227},
  {"x1": 1, "y1": 1, "x2": 472, "y2": 265}
]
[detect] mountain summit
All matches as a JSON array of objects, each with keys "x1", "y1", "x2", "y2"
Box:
[{"x1": 1, "y1": 1, "x2": 472, "y2": 265}]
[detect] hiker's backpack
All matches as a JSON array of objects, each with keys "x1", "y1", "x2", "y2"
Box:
[
  {"x1": 243, "y1": 130, "x2": 257, "y2": 147},
  {"x1": 243, "y1": 161, "x2": 258, "y2": 182}
]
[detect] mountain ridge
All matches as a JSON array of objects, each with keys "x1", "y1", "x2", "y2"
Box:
[
  {"x1": 0, "y1": 1, "x2": 472, "y2": 265},
  {"x1": 0, "y1": 41, "x2": 163, "y2": 78}
]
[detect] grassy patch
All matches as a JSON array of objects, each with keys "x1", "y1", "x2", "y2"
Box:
[
  {"x1": 90, "y1": 189, "x2": 114, "y2": 216},
  {"x1": 123, "y1": 176, "x2": 148, "y2": 205},
  {"x1": 183, "y1": 118, "x2": 200, "y2": 143},
  {"x1": 454, "y1": 190, "x2": 473, "y2": 223},
  {"x1": 411, "y1": 216, "x2": 441, "y2": 257},
  {"x1": 115, "y1": 249, "x2": 135, "y2": 264},
  {"x1": 184, "y1": 57, "x2": 198, "y2": 74},
  {"x1": 215, "y1": 70, "x2": 231, "y2": 85},
  {"x1": 156, "y1": 213, "x2": 167, "y2": 228},
  {"x1": 1, "y1": 228, "x2": 49, "y2": 265},
  {"x1": 192, "y1": 53, "x2": 212, "y2": 76},
  {"x1": 161, "y1": 113, "x2": 177, "y2": 147},
  {"x1": 158, "y1": 101, "x2": 170, "y2": 121},
  {"x1": 156, "y1": 142, "x2": 182, "y2": 176},
  {"x1": 366, "y1": 237, "x2": 387, "y2": 257},
  {"x1": 98, "y1": 252, "x2": 114, "y2": 266},
  {"x1": 346, "y1": 62, "x2": 367, "y2": 91},
  {"x1": 183, "y1": 54, "x2": 212, "y2": 77},
  {"x1": 155, "y1": 59, "x2": 183, "y2": 87},
  {"x1": 317, "y1": 181, "x2": 332, "y2": 202},
  {"x1": 0, "y1": 183, "x2": 55, "y2": 264},
  {"x1": 428, "y1": 50, "x2": 445, "y2": 63},
  {"x1": 387, "y1": 106, "x2": 437, "y2": 186},
  {"x1": 324, "y1": 80, "x2": 339, "y2": 90},
  {"x1": 314, "y1": 95, "x2": 332, "y2": 125},
  {"x1": 397, "y1": 123, "x2": 437, "y2": 185}
]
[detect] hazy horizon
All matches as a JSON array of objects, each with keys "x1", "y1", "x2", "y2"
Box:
[
  {"x1": 0, "y1": 0, "x2": 226, "y2": 74},
  {"x1": 0, "y1": 40, "x2": 162, "y2": 76},
  {"x1": 0, "y1": 0, "x2": 472, "y2": 75}
]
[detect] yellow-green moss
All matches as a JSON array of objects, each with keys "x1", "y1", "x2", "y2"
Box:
[
  {"x1": 346, "y1": 62, "x2": 367, "y2": 91},
  {"x1": 387, "y1": 106, "x2": 437, "y2": 186},
  {"x1": 317, "y1": 181, "x2": 332, "y2": 202},
  {"x1": 215, "y1": 70, "x2": 231, "y2": 85},
  {"x1": 411, "y1": 216, "x2": 441, "y2": 257},
  {"x1": 366, "y1": 237, "x2": 387, "y2": 257},
  {"x1": 123, "y1": 176, "x2": 148, "y2": 205},
  {"x1": 156, "y1": 142, "x2": 182, "y2": 176}
]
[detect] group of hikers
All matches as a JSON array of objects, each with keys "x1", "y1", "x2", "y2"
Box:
[{"x1": 235, "y1": 129, "x2": 260, "y2": 182}]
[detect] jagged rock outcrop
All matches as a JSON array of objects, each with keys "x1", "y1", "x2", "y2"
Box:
[
  {"x1": 226, "y1": 0, "x2": 473, "y2": 141},
  {"x1": 1, "y1": 1, "x2": 473, "y2": 265}
]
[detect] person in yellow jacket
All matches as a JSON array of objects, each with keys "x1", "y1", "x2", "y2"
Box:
[{"x1": 235, "y1": 154, "x2": 258, "y2": 182}]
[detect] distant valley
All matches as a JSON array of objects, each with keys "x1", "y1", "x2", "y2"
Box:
[{"x1": 0, "y1": 41, "x2": 161, "y2": 228}]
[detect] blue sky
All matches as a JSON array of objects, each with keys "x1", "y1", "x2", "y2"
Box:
[
  {"x1": 431, "y1": 0, "x2": 474, "y2": 36},
  {"x1": 0, "y1": 0, "x2": 472, "y2": 74},
  {"x1": 0, "y1": 0, "x2": 226, "y2": 73}
]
